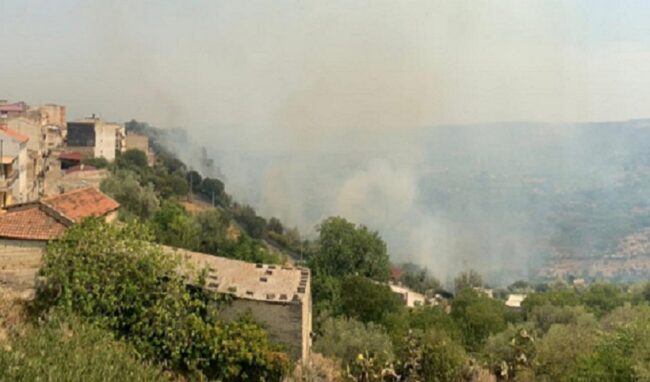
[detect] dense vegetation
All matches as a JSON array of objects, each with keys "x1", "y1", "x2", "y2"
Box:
[
  {"x1": 5, "y1": 120, "x2": 650, "y2": 381},
  {"x1": 33, "y1": 218, "x2": 289, "y2": 381}
]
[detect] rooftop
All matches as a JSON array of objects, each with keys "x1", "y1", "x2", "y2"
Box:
[
  {"x1": 0, "y1": 187, "x2": 120, "y2": 241},
  {"x1": 41, "y1": 187, "x2": 119, "y2": 223},
  {"x1": 0, "y1": 102, "x2": 26, "y2": 113},
  {"x1": 0, "y1": 125, "x2": 29, "y2": 144},
  {"x1": 0, "y1": 204, "x2": 66, "y2": 241},
  {"x1": 167, "y1": 246, "x2": 310, "y2": 304}
]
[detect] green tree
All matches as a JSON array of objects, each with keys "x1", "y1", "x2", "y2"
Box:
[
  {"x1": 451, "y1": 289, "x2": 507, "y2": 351},
  {"x1": 36, "y1": 218, "x2": 289, "y2": 381},
  {"x1": 580, "y1": 283, "x2": 627, "y2": 318},
  {"x1": 309, "y1": 217, "x2": 390, "y2": 282},
  {"x1": 398, "y1": 264, "x2": 441, "y2": 295},
  {"x1": 81, "y1": 156, "x2": 109, "y2": 169},
  {"x1": 195, "y1": 208, "x2": 231, "y2": 255},
  {"x1": 100, "y1": 170, "x2": 160, "y2": 220},
  {"x1": 534, "y1": 323, "x2": 599, "y2": 382},
  {"x1": 118, "y1": 149, "x2": 148, "y2": 169},
  {"x1": 419, "y1": 329, "x2": 468, "y2": 382},
  {"x1": 149, "y1": 201, "x2": 200, "y2": 250},
  {"x1": 453, "y1": 270, "x2": 483, "y2": 293},
  {"x1": 314, "y1": 317, "x2": 394, "y2": 369},
  {"x1": 340, "y1": 275, "x2": 402, "y2": 325}
]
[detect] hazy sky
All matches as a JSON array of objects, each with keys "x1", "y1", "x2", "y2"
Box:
[{"x1": 2, "y1": 0, "x2": 650, "y2": 133}]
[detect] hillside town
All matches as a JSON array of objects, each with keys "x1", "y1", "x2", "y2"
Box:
[{"x1": 2, "y1": 98, "x2": 650, "y2": 381}]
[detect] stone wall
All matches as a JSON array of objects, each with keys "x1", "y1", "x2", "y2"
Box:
[
  {"x1": 219, "y1": 298, "x2": 308, "y2": 361},
  {"x1": 0, "y1": 239, "x2": 44, "y2": 290}
]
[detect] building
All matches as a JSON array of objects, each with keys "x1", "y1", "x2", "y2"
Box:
[
  {"x1": 505, "y1": 294, "x2": 527, "y2": 309},
  {"x1": 0, "y1": 124, "x2": 29, "y2": 206},
  {"x1": 0, "y1": 187, "x2": 119, "y2": 289},
  {"x1": 66, "y1": 117, "x2": 122, "y2": 161},
  {"x1": 168, "y1": 247, "x2": 312, "y2": 361},
  {"x1": 125, "y1": 132, "x2": 154, "y2": 165},
  {"x1": 389, "y1": 283, "x2": 427, "y2": 307}
]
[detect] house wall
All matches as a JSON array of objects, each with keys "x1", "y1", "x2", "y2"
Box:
[
  {"x1": 6, "y1": 118, "x2": 42, "y2": 152},
  {"x1": 218, "y1": 298, "x2": 309, "y2": 361},
  {"x1": 40, "y1": 105, "x2": 66, "y2": 127},
  {"x1": 17, "y1": 142, "x2": 28, "y2": 202},
  {"x1": 94, "y1": 123, "x2": 117, "y2": 161},
  {"x1": 0, "y1": 239, "x2": 45, "y2": 290}
]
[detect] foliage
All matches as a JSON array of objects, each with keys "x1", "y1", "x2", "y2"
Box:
[
  {"x1": 100, "y1": 169, "x2": 160, "y2": 220},
  {"x1": 81, "y1": 156, "x2": 109, "y2": 169},
  {"x1": 117, "y1": 149, "x2": 148, "y2": 169},
  {"x1": 521, "y1": 287, "x2": 581, "y2": 317},
  {"x1": 418, "y1": 329, "x2": 468, "y2": 382},
  {"x1": 35, "y1": 218, "x2": 290, "y2": 381},
  {"x1": 579, "y1": 283, "x2": 627, "y2": 318},
  {"x1": 149, "y1": 200, "x2": 200, "y2": 250},
  {"x1": 534, "y1": 323, "x2": 599, "y2": 382},
  {"x1": 482, "y1": 324, "x2": 536, "y2": 380},
  {"x1": 453, "y1": 270, "x2": 483, "y2": 293},
  {"x1": 314, "y1": 317, "x2": 394, "y2": 369},
  {"x1": 451, "y1": 289, "x2": 507, "y2": 351},
  {"x1": 231, "y1": 204, "x2": 267, "y2": 238},
  {"x1": 310, "y1": 217, "x2": 390, "y2": 282},
  {"x1": 529, "y1": 303, "x2": 596, "y2": 334},
  {"x1": 398, "y1": 263, "x2": 441, "y2": 295},
  {"x1": 0, "y1": 314, "x2": 168, "y2": 382},
  {"x1": 340, "y1": 276, "x2": 402, "y2": 325}
]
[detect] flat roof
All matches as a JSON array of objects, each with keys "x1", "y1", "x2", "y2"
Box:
[{"x1": 166, "y1": 246, "x2": 310, "y2": 304}]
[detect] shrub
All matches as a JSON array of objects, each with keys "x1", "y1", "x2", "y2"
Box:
[
  {"x1": 0, "y1": 314, "x2": 168, "y2": 382},
  {"x1": 314, "y1": 317, "x2": 394, "y2": 368},
  {"x1": 35, "y1": 218, "x2": 290, "y2": 381},
  {"x1": 100, "y1": 169, "x2": 160, "y2": 220}
]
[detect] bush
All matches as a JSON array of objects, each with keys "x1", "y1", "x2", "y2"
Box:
[
  {"x1": 100, "y1": 170, "x2": 160, "y2": 220},
  {"x1": 534, "y1": 323, "x2": 599, "y2": 382},
  {"x1": 340, "y1": 275, "x2": 402, "y2": 325},
  {"x1": 419, "y1": 329, "x2": 468, "y2": 382},
  {"x1": 0, "y1": 314, "x2": 168, "y2": 382},
  {"x1": 451, "y1": 289, "x2": 508, "y2": 351},
  {"x1": 35, "y1": 218, "x2": 290, "y2": 381},
  {"x1": 81, "y1": 156, "x2": 109, "y2": 169},
  {"x1": 314, "y1": 317, "x2": 394, "y2": 368}
]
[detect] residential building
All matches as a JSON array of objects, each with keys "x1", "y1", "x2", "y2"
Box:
[
  {"x1": 389, "y1": 283, "x2": 427, "y2": 307},
  {"x1": 125, "y1": 132, "x2": 154, "y2": 165},
  {"x1": 169, "y1": 247, "x2": 312, "y2": 362},
  {"x1": 0, "y1": 187, "x2": 119, "y2": 289},
  {"x1": 66, "y1": 116, "x2": 122, "y2": 161},
  {"x1": 0, "y1": 124, "x2": 29, "y2": 206},
  {"x1": 505, "y1": 294, "x2": 527, "y2": 310}
]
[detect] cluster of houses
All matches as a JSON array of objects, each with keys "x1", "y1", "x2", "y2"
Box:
[
  {"x1": 0, "y1": 99, "x2": 312, "y2": 362},
  {"x1": 0, "y1": 100, "x2": 154, "y2": 207}
]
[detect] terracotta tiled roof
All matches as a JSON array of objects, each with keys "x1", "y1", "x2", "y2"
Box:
[
  {"x1": 0, "y1": 126, "x2": 29, "y2": 144},
  {"x1": 0, "y1": 187, "x2": 120, "y2": 241},
  {"x1": 0, "y1": 204, "x2": 66, "y2": 241},
  {"x1": 41, "y1": 187, "x2": 119, "y2": 223}
]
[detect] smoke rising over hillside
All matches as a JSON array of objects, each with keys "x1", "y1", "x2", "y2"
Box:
[{"x1": 5, "y1": 1, "x2": 650, "y2": 284}]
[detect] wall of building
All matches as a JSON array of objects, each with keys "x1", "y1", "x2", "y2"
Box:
[
  {"x1": 6, "y1": 118, "x2": 42, "y2": 153},
  {"x1": 219, "y1": 298, "x2": 308, "y2": 361},
  {"x1": 94, "y1": 123, "x2": 118, "y2": 161},
  {"x1": 40, "y1": 105, "x2": 66, "y2": 127},
  {"x1": 0, "y1": 239, "x2": 44, "y2": 290}
]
